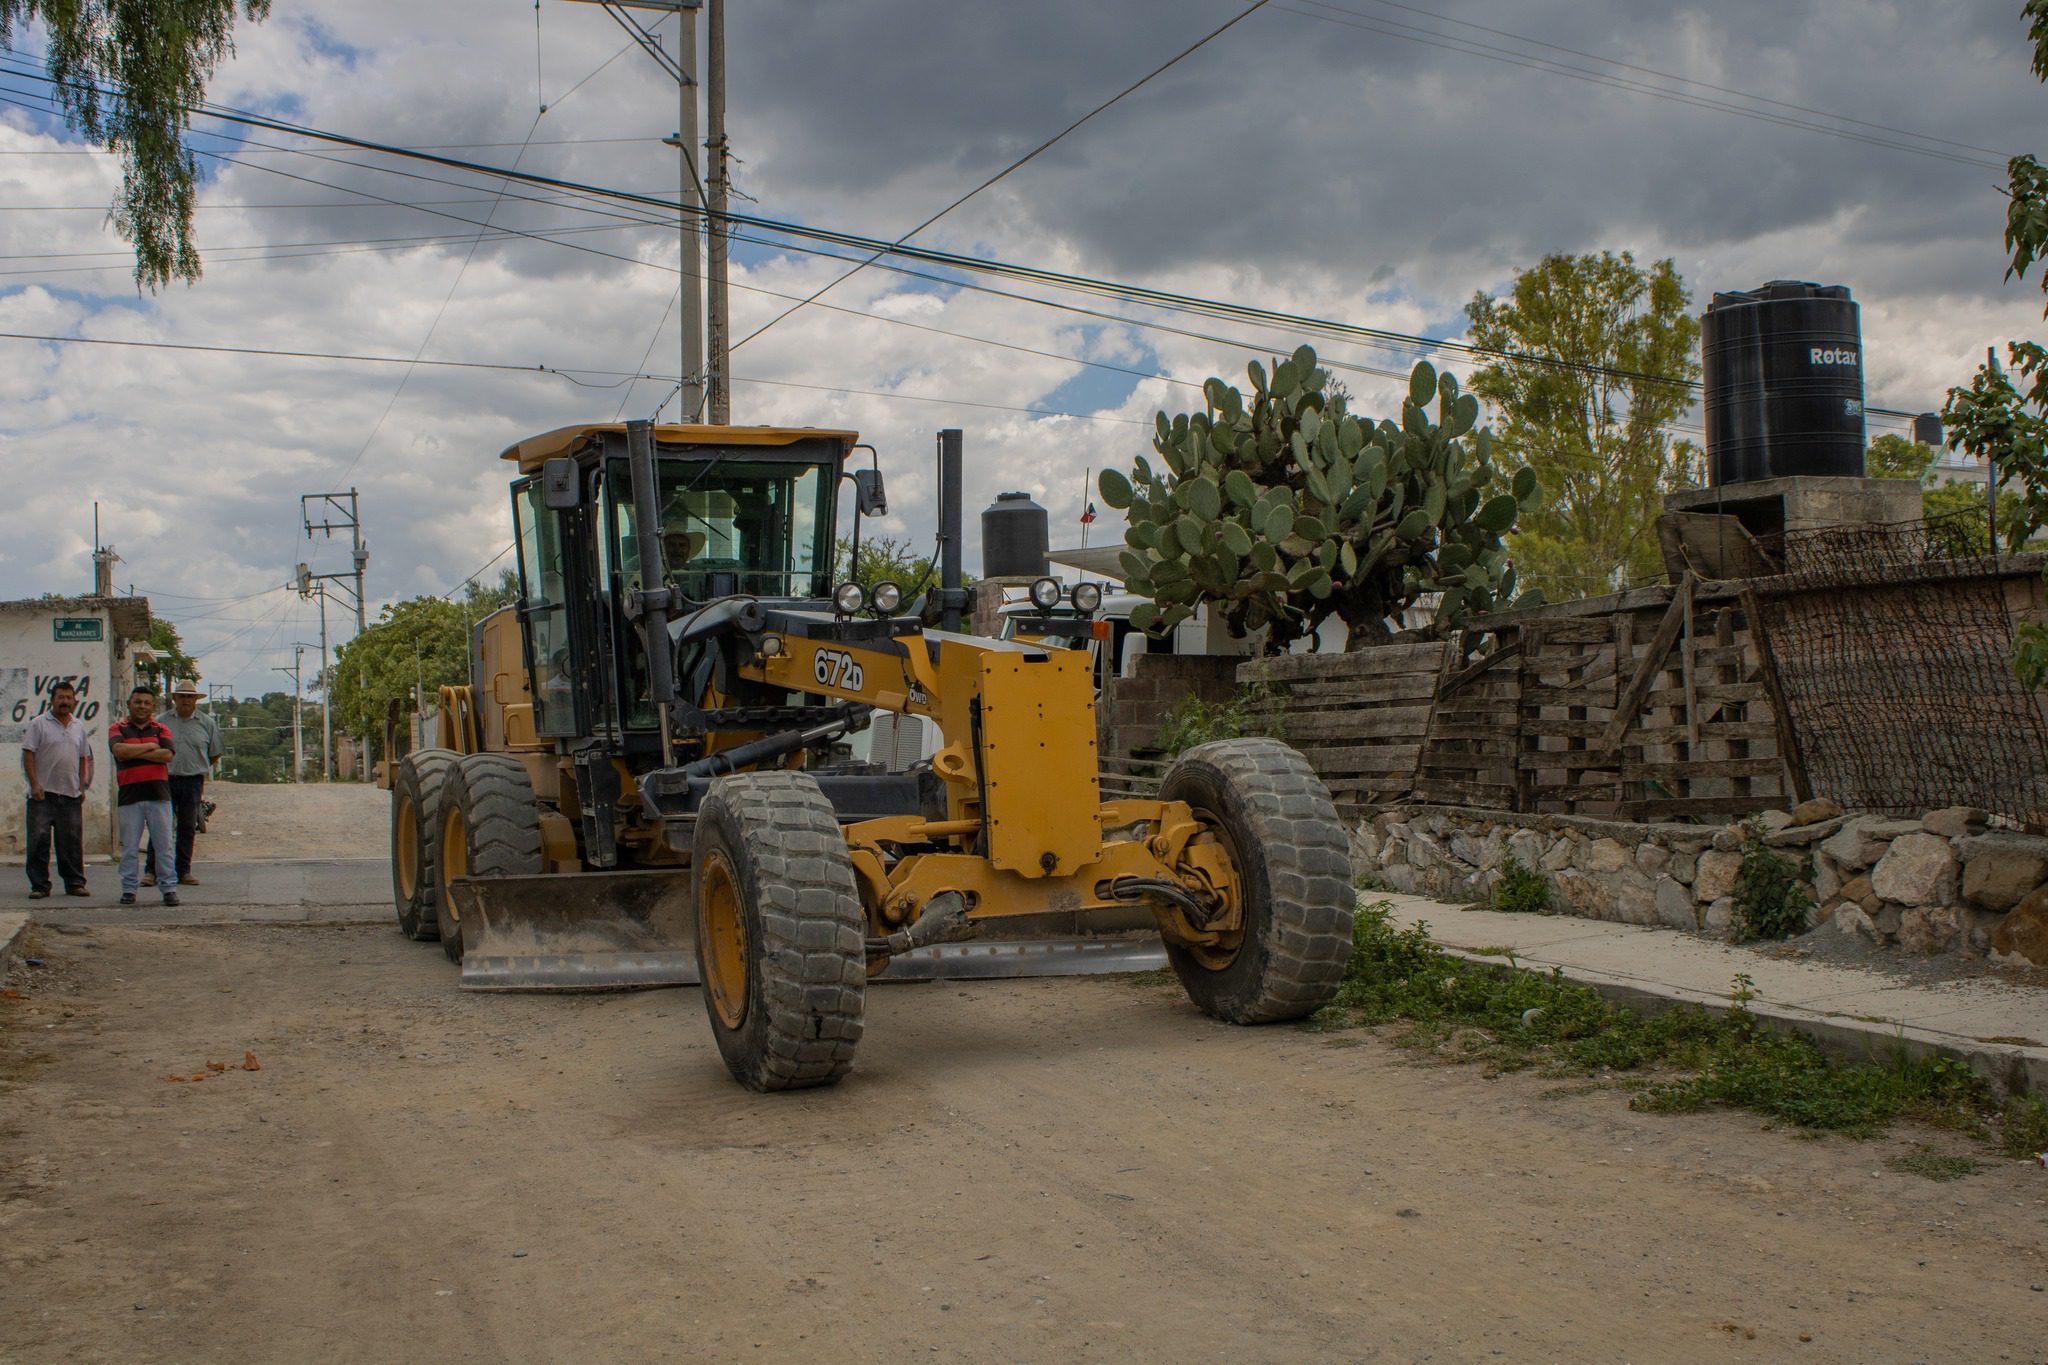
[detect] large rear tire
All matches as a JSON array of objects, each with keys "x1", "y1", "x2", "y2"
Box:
[
  {"x1": 692, "y1": 772, "x2": 865, "y2": 1092},
  {"x1": 1158, "y1": 738, "x2": 1354, "y2": 1023},
  {"x1": 436, "y1": 754, "x2": 545, "y2": 963},
  {"x1": 390, "y1": 749, "x2": 459, "y2": 941}
]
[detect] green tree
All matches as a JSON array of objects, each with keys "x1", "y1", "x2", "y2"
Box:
[
  {"x1": 1101, "y1": 349, "x2": 1541, "y2": 651},
  {"x1": 1944, "y1": 1, "x2": 2048, "y2": 687},
  {"x1": 328, "y1": 596, "x2": 474, "y2": 747},
  {"x1": 832, "y1": 535, "x2": 939, "y2": 594},
  {"x1": 1466, "y1": 252, "x2": 1703, "y2": 602},
  {"x1": 139, "y1": 616, "x2": 196, "y2": 693},
  {"x1": 1, "y1": 1, "x2": 271, "y2": 289},
  {"x1": 1865, "y1": 433, "x2": 1940, "y2": 481}
]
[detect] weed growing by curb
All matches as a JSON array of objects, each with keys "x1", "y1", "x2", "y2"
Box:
[
  {"x1": 1310, "y1": 901, "x2": 2029, "y2": 1151},
  {"x1": 1890, "y1": 1146, "x2": 1985, "y2": 1181},
  {"x1": 1730, "y1": 820, "x2": 1813, "y2": 942},
  {"x1": 1491, "y1": 854, "x2": 1553, "y2": 914}
]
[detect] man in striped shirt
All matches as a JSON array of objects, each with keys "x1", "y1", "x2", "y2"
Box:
[{"x1": 109, "y1": 685, "x2": 180, "y2": 906}]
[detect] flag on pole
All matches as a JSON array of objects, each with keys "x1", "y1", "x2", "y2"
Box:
[{"x1": 1079, "y1": 502, "x2": 1097, "y2": 525}]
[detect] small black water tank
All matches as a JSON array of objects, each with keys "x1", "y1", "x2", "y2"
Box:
[
  {"x1": 1702, "y1": 280, "x2": 1866, "y2": 485},
  {"x1": 981, "y1": 491, "x2": 1049, "y2": 578},
  {"x1": 1911, "y1": 412, "x2": 1944, "y2": 448}
]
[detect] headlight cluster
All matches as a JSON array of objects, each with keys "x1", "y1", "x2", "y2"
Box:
[
  {"x1": 1029, "y1": 577, "x2": 1105, "y2": 613},
  {"x1": 832, "y1": 579, "x2": 907, "y2": 617}
]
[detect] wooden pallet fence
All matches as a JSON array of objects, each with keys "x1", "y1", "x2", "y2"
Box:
[
  {"x1": 1413, "y1": 578, "x2": 1795, "y2": 820},
  {"x1": 1239, "y1": 642, "x2": 1448, "y2": 808}
]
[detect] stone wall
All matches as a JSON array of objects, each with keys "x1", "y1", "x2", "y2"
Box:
[{"x1": 1358, "y1": 801, "x2": 2048, "y2": 966}]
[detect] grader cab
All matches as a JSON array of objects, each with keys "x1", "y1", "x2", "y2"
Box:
[{"x1": 387, "y1": 419, "x2": 1356, "y2": 1091}]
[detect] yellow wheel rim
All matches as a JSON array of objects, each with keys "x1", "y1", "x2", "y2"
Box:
[
  {"x1": 396, "y1": 795, "x2": 420, "y2": 900},
  {"x1": 1181, "y1": 816, "x2": 1247, "y2": 973},
  {"x1": 440, "y1": 806, "x2": 469, "y2": 930},
  {"x1": 699, "y1": 849, "x2": 749, "y2": 1030}
]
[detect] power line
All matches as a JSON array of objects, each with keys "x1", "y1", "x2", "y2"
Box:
[{"x1": 0, "y1": 68, "x2": 1939, "y2": 423}]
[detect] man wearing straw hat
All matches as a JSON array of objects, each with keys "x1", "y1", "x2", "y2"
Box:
[{"x1": 154, "y1": 678, "x2": 223, "y2": 888}]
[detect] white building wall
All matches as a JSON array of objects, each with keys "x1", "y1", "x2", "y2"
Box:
[{"x1": 0, "y1": 604, "x2": 124, "y2": 856}]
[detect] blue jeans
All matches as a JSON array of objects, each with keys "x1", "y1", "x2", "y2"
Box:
[{"x1": 118, "y1": 800, "x2": 176, "y2": 897}]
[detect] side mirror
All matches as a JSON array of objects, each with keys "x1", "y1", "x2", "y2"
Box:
[
  {"x1": 852, "y1": 468, "x2": 887, "y2": 517},
  {"x1": 541, "y1": 457, "x2": 581, "y2": 510}
]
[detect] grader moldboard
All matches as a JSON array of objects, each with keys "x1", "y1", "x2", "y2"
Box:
[{"x1": 385, "y1": 419, "x2": 1355, "y2": 1091}]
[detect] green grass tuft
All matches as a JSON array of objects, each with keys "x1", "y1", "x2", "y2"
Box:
[
  {"x1": 1490, "y1": 854, "x2": 1553, "y2": 914},
  {"x1": 1318, "y1": 900, "x2": 2036, "y2": 1149}
]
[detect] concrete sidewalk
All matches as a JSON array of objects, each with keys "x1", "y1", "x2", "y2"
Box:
[
  {"x1": 0, "y1": 858, "x2": 389, "y2": 930},
  {"x1": 1384, "y1": 893, "x2": 2048, "y2": 1093}
]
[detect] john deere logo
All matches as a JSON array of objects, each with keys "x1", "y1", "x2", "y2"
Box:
[{"x1": 1809, "y1": 347, "x2": 1859, "y2": 366}]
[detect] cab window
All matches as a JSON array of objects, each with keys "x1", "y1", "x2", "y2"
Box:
[{"x1": 514, "y1": 478, "x2": 577, "y2": 736}]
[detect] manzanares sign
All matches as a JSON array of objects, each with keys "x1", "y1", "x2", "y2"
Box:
[{"x1": 52, "y1": 617, "x2": 103, "y2": 642}]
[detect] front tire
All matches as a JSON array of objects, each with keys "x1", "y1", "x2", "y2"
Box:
[
  {"x1": 692, "y1": 772, "x2": 865, "y2": 1092},
  {"x1": 1159, "y1": 738, "x2": 1354, "y2": 1023},
  {"x1": 436, "y1": 754, "x2": 544, "y2": 963},
  {"x1": 391, "y1": 749, "x2": 459, "y2": 941}
]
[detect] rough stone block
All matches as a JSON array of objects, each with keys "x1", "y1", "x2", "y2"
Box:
[
  {"x1": 1654, "y1": 875, "x2": 1695, "y2": 930},
  {"x1": 1506, "y1": 828, "x2": 1545, "y2": 871},
  {"x1": 1614, "y1": 879, "x2": 1658, "y2": 926},
  {"x1": 1834, "y1": 904, "x2": 1878, "y2": 943},
  {"x1": 1767, "y1": 816, "x2": 1846, "y2": 848},
  {"x1": 1694, "y1": 850, "x2": 1744, "y2": 902},
  {"x1": 1758, "y1": 809, "x2": 1795, "y2": 835},
  {"x1": 1870, "y1": 832, "x2": 1958, "y2": 907},
  {"x1": 1812, "y1": 854, "x2": 1843, "y2": 906},
  {"x1": 1920, "y1": 806, "x2": 1987, "y2": 839},
  {"x1": 1836, "y1": 874, "x2": 1874, "y2": 906},
  {"x1": 1990, "y1": 886, "x2": 2048, "y2": 967},
  {"x1": 1703, "y1": 897, "x2": 1734, "y2": 937},
  {"x1": 1636, "y1": 843, "x2": 1671, "y2": 877},
  {"x1": 1788, "y1": 797, "x2": 1843, "y2": 826},
  {"x1": 1581, "y1": 838, "x2": 1629, "y2": 874},
  {"x1": 1711, "y1": 824, "x2": 1745, "y2": 853},
  {"x1": 1553, "y1": 871, "x2": 1607, "y2": 919},
  {"x1": 1540, "y1": 837, "x2": 1575, "y2": 872},
  {"x1": 1959, "y1": 838, "x2": 2048, "y2": 911},
  {"x1": 1669, "y1": 852, "x2": 1698, "y2": 886},
  {"x1": 1872, "y1": 904, "x2": 1904, "y2": 942},
  {"x1": 1899, "y1": 905, "x2": 1962, "y2": 956}
]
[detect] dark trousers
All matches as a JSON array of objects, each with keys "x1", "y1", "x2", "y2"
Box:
[
  {"x1": 148, "y1": 775, "x2": 206, "y2": 879},
  {"x1": 26, "y1": 793, "x2": 85, "y2": 893}
]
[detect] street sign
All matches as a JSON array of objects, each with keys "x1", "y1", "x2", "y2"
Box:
[{"x1": 52, "y1": 618, "x2": 103, "y2": 642}]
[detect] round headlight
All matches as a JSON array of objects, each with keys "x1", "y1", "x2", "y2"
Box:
[
  {"x1": 1071, "y1": 582, "x2": 1103, "y2": 612},
  {"x1": 871, "y1": 580, "x2": 904, "y2": 614},
  {"x1": 833, "y1": 581, "x2": 866, "y2": 615},
  {"x1": 1029, "y1": 576, "x2": 1062, "y2": 611},
  {"x1": 757, "y1": 633, "x2": 784, "y2": 658}
]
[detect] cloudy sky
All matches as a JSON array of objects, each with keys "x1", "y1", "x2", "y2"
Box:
[{"x1": 1, "y1": 0, "x2": 2043, "y2": 696}]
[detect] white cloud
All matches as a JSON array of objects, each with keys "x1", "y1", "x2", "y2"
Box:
[{"x1": 0, "y1": 0, "x2": 2043, "y2": 694}]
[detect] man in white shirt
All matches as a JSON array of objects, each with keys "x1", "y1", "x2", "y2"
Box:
[{"x1": 21, "y1": 680, "x2": 94, "y2": 899}]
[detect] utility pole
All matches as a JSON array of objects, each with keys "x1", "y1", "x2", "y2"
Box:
[
  {"x1": 1986, "y1": 346, "x2": 2002, "y2": 558},
  {"x1": 302, "y1": 489, "x2": 370, "y2": 632},
  {"x1": 706, "y1": 0, "x2": 730, "y2": 422},
  {"x1": 564, "y1": 1, "x2": 713, "y2": 420},
  {"x1": 273, "y1": 648, "x2": 305, "y2": 783}
]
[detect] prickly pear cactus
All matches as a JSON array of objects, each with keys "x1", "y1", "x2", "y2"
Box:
[{"x1": 1098, "y1": 346, "x2": 1542, "y2": 649}]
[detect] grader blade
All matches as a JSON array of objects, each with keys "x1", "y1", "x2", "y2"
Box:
[
  {"x1": 447, "y1": 872, "x2": 1167, "y2": 992},
  {"x1": 451, "y1": 871, "x2": 698, "y2": 992}
]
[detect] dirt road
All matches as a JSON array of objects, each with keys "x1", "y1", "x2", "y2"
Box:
[{"x1": 3, "y1": 920, "x2": 2044, "y2": 1364}]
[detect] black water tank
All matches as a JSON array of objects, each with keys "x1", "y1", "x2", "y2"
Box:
[
  {"x1": 1911, "y1": 412, "x2": 1944, "y2": 447},
  {"x1": 1702, "y1": 280, "x2": 1866, "y2": 485},
  {"x1": 981, "y1": 491, "x2": 1049, "y2": 578}
]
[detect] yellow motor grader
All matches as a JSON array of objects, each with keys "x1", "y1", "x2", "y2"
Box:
[{"x1": 386, "y1": 419, "x2": 1355, "y2": 1090}]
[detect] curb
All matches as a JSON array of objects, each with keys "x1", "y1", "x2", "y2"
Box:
[
  {"x1": 0, "y1": 911, "x2": 27, "y2": 976},
  {"x1": 1439, "y1": 945, "x2": 2048, "y2": 1096}
]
